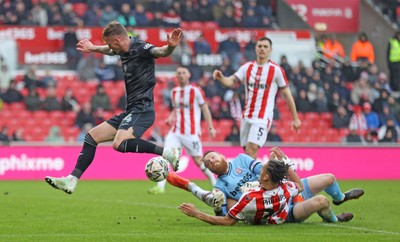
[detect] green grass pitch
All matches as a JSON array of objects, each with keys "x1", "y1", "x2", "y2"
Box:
[{"x1": 1, "y1": 180, "x2": 399, "y2": 242}]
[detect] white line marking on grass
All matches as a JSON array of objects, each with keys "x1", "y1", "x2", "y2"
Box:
[{"x1": 320, "y1": 223, "x2": 400, "y2": 235}]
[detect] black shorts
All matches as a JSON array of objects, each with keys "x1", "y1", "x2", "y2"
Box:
[{"x1": 106, "y1": 102, "x2": 155, "y2": 138}]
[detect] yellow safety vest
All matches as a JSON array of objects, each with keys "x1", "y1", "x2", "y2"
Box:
[{"x1": 389, "y1": 38, "x2": 400, "y2": 62}]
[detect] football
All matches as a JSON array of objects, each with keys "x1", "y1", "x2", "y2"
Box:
[{"x1": 145, "y1": 156, "x2": 170, "y2": 182}]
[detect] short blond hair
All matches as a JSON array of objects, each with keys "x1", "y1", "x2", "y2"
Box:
[{"x1": 102, "y1": 21, "x2": 128, "y2": 38}]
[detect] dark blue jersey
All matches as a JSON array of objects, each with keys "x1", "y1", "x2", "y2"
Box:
[{"x1": 119, "y1": 37, "x2": 156, "y2": 110}]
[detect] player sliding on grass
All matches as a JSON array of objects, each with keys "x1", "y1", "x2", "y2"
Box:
[
  {"x1": 169, "y1": 147, "x2": 363, "y2": 223},
  {"x1": 45, "y1": 21, "x2": 183, "y2": 194},
  {"x1": 179, "y1": 159, "x2": 302, "y2": 225}
]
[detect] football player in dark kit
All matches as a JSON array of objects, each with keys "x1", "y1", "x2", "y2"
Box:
[{"x1": 45, "y1": 21, "x2": 183, "y2": 194}]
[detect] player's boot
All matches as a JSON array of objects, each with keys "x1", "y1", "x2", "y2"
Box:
[
  {"x1": 336, "y1": 212, "x2": 354, "y2": 222},
  {"x1": 148, "y1": 186, "x2": 165, "y2": 195},
  {"x1": 45, "y1": 175, "x2": 78, "y2": 194},
  {"x1": 166, "y1": 172, "x2": 189, "y2": 190},
  {"x1": 162, "y1": 147, "x2": 181, "y2": 171},
  {"x1": 333, "y1": 188, "x2": 364, "y2": 206}
]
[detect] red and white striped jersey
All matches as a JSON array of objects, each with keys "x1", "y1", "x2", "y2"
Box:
[
  {"x1": 171, "y1": 84, "x2": 206, "y2": 135},
  {"x1": 228, "y1": 181, "x2": 299, "y2": 225},
  {"x1": 234, "y1": 60, "x2": 289, "y2": 122}
]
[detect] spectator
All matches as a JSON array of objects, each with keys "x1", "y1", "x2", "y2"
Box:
[
  {"x1": 162, "y1": 8, "x2": 181, "y2": 27},
  {"x1": 90, "y1": 84, "x2": 112, "y2": 111},
  {"x1": 45, "y1": 126, "x2": 65, "y2": 143},
  {"x1": 321, "y1": 35, "x2": 345, "y2": 60},
  {"x1": 372, "y1": 88, "x2": 390, "y2": 114},
  {"x1": 42, "y1": 87, "x2": 61, "y2": 111},
  {"x1": 31, "y1": 3, "x2": 48, "y2": 26},
  {"x1": 295, "y1": 89, "x2": 312, "y2": 113},
  {"x1": 0, "y1": 64, "x2": 12, "y2": 93},
  {"x1": 218, "y1": 6, "x2": 237, "y2": 28},
  {"x1": 133, "y1": 3, "x2": 149, "y2": 26},
  {"x1": 266, "y1": 124, "x2": 282, "y2": 142},
  {"x1": 379, "y1": 128, "x2": 397, "y2": 143},
  {"x1": 94, "y1": 59, "x2": 115, "y2": 82},
  {"x1": 376, "y1": 72, "x2": 392, "y2": 92},
  {"x1": 328, "y1": 91, "x2": 341, "y2": 113},
  {"x1": 364, "y1": 130, "x2": 378, "y2": 145},
  {"x1": 61, "y1": 3, "x2": 82, "y2": 26},
  {"x1": 187, "y1": 56, "x2": 204, "y2": 83},
  {"x1": 0, "y1": 81, "x2": 23, "y2": 104},
  {"x1": 218, "y1": 102, "x2": 232, "y2": 120},
  {"x1": 197, "y1": 0, "x2": 214, "y2": 22},
  {"x1": 344, "y1": 128, "x2": 363, "y2": 143},
  {"x1": 244, "y1": 33, "x2": 257, "y2": 61},
  {"x1": 378, "y1": 104, "x2": 398, "y2": 128},
  {"x1": 11, "y1": 128, "x2": 25, "y2": 142},
  {"x1": 363, "y1": 102, "x2": 379, "y2": 131},
  {"x1": 213, "y1": 0, "x2": 228, "y2": 22},
  {"x1": 387, "y1": 31, "x2": 400, "y2": 91},
  {"x1": 351, "y1": 72, "x2": 372, "y2": 105},
  {"x1": 378, "y1": 117, "x2": 399, "y2": 142},
  {"x1": 24, "y1": 88, "x2": 42, "y2": 111},
  {"x1": 181, "y1": 0, "x2": 198, "y2": 21},
  {"x1": 22, "y1": 65, "x2": 42, "y2": 89},
  {"x1": 348, "y1": 105, "x2": 368, "y2": 135},
  {"x1": 61, "y1": 88, "x2": 79, "y2": 112},
  {"x1": 340, "y1": 57, "x2": 357, "y2": 83},
  {"x1": 75, "y1": 102, "x2": 96, "y2": 129},
  {"x1": 64, "y1": 25, "x2": 82, "y2": 70},
  {"x1": 117, "y1": 3, "x2": 136, "y2": 27},
  {"x1": 83, "y1": 4, "x2": 101, "y2": 26},
  {"x1": 193, "y1": 33, "x2": 212, "y2": 55},
  {"x1": 218, "y1": 33, "x2": 242, "y2": 70},
  {"x1": 148, "y1": 11, "x2": 164, "y2": 27},
  {"x1": 312, "y1": 88, "x2": 329, "y2": 113},
  {"x1": 76, "y1": 54, "x2": 99, "y2": 82},
  {"x1": 0, "y1": 126, "x2": 10, "y2": 143},
  {"x1": 41, "y1": 70, "x2": 57, "y2": 88},
  {"x1": 147, "y1": 0, "x2": 167, "y2": 13},
  {"x1": 241, "y1": 8, "x2": 261, "y2": 28},
  {"x1": 99, "y1": 4, "x2": 118, "y2": 27},
  {"x1": 350, "y1": 32, "x2": 375, "y2": 64},
  {"x1": 332, "y1": 105, "x2": 351, "y2": 129},
  {"x1": 224, "y1": 122, "x2": 240, "y2": 145},
  {"x1": 171, "y1": 36, "x2": 193, "y2": 65},
  {"x1": 280, "y1": 55, "x2": 292, "y2": 77},
  {"x1": 387, "y1": 96, "x2": 400, "y2": 122}
]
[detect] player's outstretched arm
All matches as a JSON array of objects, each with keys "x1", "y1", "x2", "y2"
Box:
[
  {"x1": 212, "y1": 69, "x2": 236, "y2": 88},
  {"x1": 179, "y1": 203, "x2": 237, "y2": 225},
  {"x1": 76, "y1": 39, "x2": 115, "y2": 55},
  {"x1": 151, "y1": 28, "x2": 183, "y2": 57}
]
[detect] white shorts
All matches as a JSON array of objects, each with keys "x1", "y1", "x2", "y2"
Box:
[
  {"x1": 240, "y1": 118, "x2": 271, "y2": 147},
  {"x1": 164, "y1": 132, "x2": 203, "y2": 157}
]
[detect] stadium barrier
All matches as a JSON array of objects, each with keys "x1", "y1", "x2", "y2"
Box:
[{"x1": 0, "y1": 145, "x2": 398, "y2": 180}]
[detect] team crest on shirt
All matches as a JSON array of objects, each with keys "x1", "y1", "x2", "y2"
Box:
[{"x1": 235, "y1": 168, "x2": 242, "y2": 174}]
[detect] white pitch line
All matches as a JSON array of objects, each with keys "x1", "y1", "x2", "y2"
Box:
[{"x1": 320, "y1": 223, "x2": 400, "y2": 235}]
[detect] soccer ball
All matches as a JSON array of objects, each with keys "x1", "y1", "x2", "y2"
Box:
[{"x1": 145, "y1": 156, "x2": 170, "y2": 182}]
